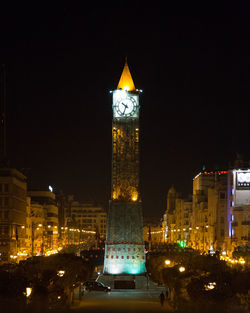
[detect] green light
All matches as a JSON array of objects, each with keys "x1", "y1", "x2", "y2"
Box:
[{"x1": 178, "y1": 240, "x2": 185, "y2": 248}]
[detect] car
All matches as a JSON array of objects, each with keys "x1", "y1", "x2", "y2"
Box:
[{"x1": 83, "y1": 280, "x2": 111, "y2": 292}]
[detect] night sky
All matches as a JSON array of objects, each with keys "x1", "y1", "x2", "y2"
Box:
[{"x1": 0, "y1": 3, "x2": 249, "y2": 217}]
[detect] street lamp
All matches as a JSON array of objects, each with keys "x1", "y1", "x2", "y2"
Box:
[
  {"x1": 178, "y1": 266, "x2": 185, "y2": 272},
  {"x1": 57, "y1": 270, "x2": 65, "y2": 277},
  {"x1": 165, "y1": 259, "x2": 171, "y2": 265}
]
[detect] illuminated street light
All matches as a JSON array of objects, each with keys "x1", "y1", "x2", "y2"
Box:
[
  {"x1": 26, "y1": 287, "x2": 32, "y2": 298},
  {"x1": 178, "y1": 266, "x2": 185, "y2": 272},
  {"x1": 165, "y1": 259, "x2": 171, "y2": 265},
  {"x1": 57, "y1": 270, "x2": 65, "y2": 277},
  {"x1": 204, "y1": 282, "x2": 216, "y2": 291}
]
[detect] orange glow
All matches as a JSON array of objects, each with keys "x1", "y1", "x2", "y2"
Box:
[
  {"x1": 131, "y1": 191, "x2": 138, "y2": 201},
  {"x1": 117, "y1": 59, "x2": 136, "y2": 91}
]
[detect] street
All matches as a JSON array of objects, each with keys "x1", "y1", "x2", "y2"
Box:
[{"x1": 70, "y1": 287, "x2": 172, "y2": 313}]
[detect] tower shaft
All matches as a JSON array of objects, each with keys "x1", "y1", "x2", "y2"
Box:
[{"x1": 112, "y1": 119, "x2": 139, "y2": 202}]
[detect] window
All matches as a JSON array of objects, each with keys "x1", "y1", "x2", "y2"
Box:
[
  {"x1": 220, "y1": 217, "x2": 224, "y2": 223},
  {"x1": 220, "y1": 192, "x2": 226, "y2": 199},
  {"x1": 106, "y1": 255, "x2": 108, "y2": 258},
  {"x1": 127, "y1": 256, "x2": 129, "y2": 259},
  {"x1": 4, "y1": 211, "x2": 8, "y2": 219},
  {"x1": 121, "y1": 256, "x2": 124, "y2": 259},
  {"x1": 4, "y1": 184, "x2": 8, "y2": 193},
  {"x1": 111, "y1": 255, "x2": 113, "y2": 259},
  {"x1": 116, "y1": 256, "x2": 119, "y2": 259}
]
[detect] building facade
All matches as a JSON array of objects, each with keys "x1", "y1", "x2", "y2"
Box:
[
  {"x1": 227, "y1": 168, "x2": 250, "y2": 251},
  {"x1": 0, "y1": 168, "x2": 27, "y2": 262},
  {"x1": 165, "y1": 167, "x2": 250, "y2": 254},
  {"x1": 71, "y1": 201, "x2": 107, "y2": 242},
  {"x1": 28, "y1": 190, "x2": 59, "y2": 254}
]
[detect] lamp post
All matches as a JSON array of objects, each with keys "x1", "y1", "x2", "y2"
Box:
[{"x1": 31, "y1": 223, "x2": 43, "y2": 256}]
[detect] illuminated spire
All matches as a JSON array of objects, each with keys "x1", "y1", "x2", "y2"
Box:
[{"x1": 117, "y1": 57, "x2": 136, "y2": 91}]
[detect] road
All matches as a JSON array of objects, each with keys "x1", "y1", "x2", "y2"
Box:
[{"x1": 69, "y1": 288, "x2": 172, "y2": 313}]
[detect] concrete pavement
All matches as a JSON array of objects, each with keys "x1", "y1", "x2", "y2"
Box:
[{"x1": 70, "y1": 288, "x2": 173, "y2": 313}]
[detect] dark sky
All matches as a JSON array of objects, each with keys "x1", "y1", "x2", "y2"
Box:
[{"x1": 0, "y1": 2, "x2": 250, "y2": 217}]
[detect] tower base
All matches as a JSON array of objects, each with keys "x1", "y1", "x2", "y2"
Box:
[
  {"x1": 103, "y1": 201, "x2": 146, "y2": 275},
  {"x1": 97, "y1": 274, "x2": 155, "y2": 289}
]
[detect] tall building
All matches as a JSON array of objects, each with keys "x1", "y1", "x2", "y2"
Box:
[
  {"x1": 165, "y1": 187, "x2": 192, "y2": 245},
  {"x1": 71, "y1": 201, "x2": 107, "y2": 240},
  {"x1": 103, "y1": 60, "x2": 145, "y2": 275},
  {"x1": 191, "y1": 170, "x2": 228, "y2": 251},
  {"x1": 0, "y1": 168, "x2": 27, "y2": 262},
  {"x1": 227, "y1": 168, "x2": 250, "y2": 251},
  {"x1": 28, "y1": 190, "x2": 59, "y2": 252}
]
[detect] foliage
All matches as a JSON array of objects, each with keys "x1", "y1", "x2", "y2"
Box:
[{"x1": 147, "y1": 246, "x2": 250, "y2": 312}]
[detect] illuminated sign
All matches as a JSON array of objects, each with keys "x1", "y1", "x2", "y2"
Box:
[{"x1": 236, "y1": 171, "x2": 250, "y2": 189}]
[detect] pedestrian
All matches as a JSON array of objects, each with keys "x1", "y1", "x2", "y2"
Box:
[
  {"x1": 165, "y1": 288, "x2": 169, "y2": 300},
  {"x1": 159, "y1": 291, "x2": 165, "y2": 306}
]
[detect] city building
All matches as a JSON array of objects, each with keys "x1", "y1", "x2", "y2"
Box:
[
  {"x1": 191, "y1": 170, "x2": 228, "y2": 252},
  {"x1": 227, "y1": 168, "x2": 250, "y2": 252},
  {"x1": 166, "y1": 187, "x2": 192, "y2": 246},
  {"x1": 28, "y1": 190, "x2": 59, "y2": 253},
  {"x1": 0, "y1": 168, "x2": 27, "y2": 262},
  {"x1": 165, "y1": 165, "x2": 250, "y2": 254},
  {"x1": 71, "y1": 201, "x2": 107, "y2": 241},
  {"x1": 143, "y1": 217, "x2": 164, "y2": 247}
]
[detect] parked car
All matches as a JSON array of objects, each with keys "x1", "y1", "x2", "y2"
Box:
[{"x1": 83, "y1": 281, "x2": 111, "y2": 292}]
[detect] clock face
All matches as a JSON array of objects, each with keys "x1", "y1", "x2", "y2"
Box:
[{"x1": 115, "y1": 97, "x2": 137, "y2": 117}]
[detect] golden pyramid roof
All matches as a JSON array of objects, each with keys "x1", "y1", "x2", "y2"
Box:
[{"x1": 117, "y1": 58, "x2": 136, "y2": 91}]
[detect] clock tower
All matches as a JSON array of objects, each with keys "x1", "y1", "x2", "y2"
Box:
[{"x1": 103, "y1": 59, "x2": 146, "y2": 275}]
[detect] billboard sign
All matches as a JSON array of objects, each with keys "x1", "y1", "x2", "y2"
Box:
[{"x1": 236, "y1": 171, "x2": 250, "y2": 189}]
